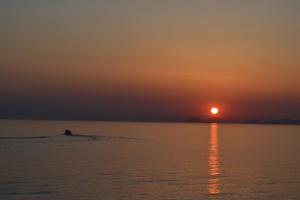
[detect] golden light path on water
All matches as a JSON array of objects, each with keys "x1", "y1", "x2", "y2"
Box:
[{"x1": 208, "y1": 123, "x2": 220, "y2": 195}]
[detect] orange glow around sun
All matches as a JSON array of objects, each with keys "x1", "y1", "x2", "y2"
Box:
[{"x1": 210, "y1": 107, "x2": 219, "y2": 115}]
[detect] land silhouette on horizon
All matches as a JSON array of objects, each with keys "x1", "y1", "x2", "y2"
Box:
[
  {"x1": 186, "y1": 117, "x2": 300, "y2": 125},
  {"x1": 1, "y1": 116, "x2": 300, "y2": 125}
]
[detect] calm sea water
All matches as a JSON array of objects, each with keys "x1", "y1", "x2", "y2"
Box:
[{"x1": 0, "y1": 120, "x2": 300, "y2": 200}]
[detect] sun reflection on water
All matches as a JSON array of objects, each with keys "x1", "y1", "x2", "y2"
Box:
[{"x1": 208, "y1": 123, "x2": 220, "y2": 195}]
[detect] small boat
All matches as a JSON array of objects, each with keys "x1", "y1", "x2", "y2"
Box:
[
  {"x1": 64, "y1": 129, "x2": 97, "y2": 139},
  {"x1": 64, "y1": 129, "x2": 74, "y2": 136}
]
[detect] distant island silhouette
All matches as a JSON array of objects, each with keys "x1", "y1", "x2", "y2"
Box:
[
  {"x1": 186, "y1": 117, "x2": 300, "y2": 125},
  {"x1": 1, "y1": 117, "x2": 300, "y2": 125}
]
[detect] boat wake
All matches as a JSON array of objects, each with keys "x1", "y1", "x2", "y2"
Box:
[
  {"x1": 0, "y1": 136, "x2": 51, "y2": 140},
  {"x1": 0, "y1": 131, "x2": 139, "y2": 141}
]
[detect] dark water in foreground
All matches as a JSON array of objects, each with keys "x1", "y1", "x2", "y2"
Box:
[{"x1": 0, "y1": 120, "x2": 300, "y2": 200}]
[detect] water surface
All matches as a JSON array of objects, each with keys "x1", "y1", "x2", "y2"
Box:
[{"x1": 0, "y1": 120, "x2": 300, "y2": 200}]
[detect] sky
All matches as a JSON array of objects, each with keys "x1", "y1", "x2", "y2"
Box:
[{"x1": 0, "y1": 0, "x2": 300, "y2": 121}]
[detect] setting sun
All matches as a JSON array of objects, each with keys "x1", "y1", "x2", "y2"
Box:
[{"x1": 210, "y1": 107, "x2": 219, "y2": 115}]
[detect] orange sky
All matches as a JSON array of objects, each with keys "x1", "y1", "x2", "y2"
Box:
[{"x1": 0, "y1": 1, "x2": 300, "y2": 120}]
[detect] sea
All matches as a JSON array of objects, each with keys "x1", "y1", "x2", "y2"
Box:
[{"x1": 0, "y1": 120, "x2": 300, "y2": 200}]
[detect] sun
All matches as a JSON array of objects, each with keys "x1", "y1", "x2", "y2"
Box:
[{"x1": 210, "y1": 107, "x2": 219, "y2": 115}]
